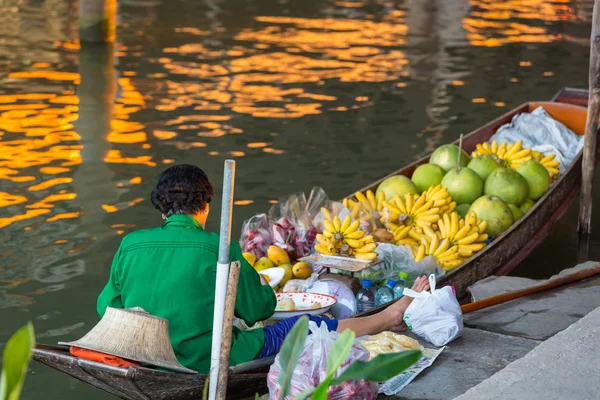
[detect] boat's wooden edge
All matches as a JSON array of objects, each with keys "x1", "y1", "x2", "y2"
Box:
[{"x1": 33, "y1": 344, "x2": 271, "y2": 377}]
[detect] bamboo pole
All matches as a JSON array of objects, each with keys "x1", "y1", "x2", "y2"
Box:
[
  {"x1": 578, "y1": 0, "x2": 600, "y2": 234},
  {"x1": 216, "y1": 261, "x2": 241, "y2": 400},
  {"x1": 208, "y1": 160, "x2": 236, "y2": 400},
  {"x1": 79, "y1": 0, "x2": 117, "y2": 43},
  {"x1": 461, "y1": 262, "x2": 600, "y2": 314}
]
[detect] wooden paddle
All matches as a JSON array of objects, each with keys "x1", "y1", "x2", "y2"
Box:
[{"x1": 461, "y1": 262, "x2": 600, "y2": 314}]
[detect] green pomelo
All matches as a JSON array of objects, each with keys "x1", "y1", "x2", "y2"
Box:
[
  {"x1": 520, "y1": 199, "x2": 535, "y2": 214},
  {"x1": 376, "y1": 175, "x2": 419, "y2": 201},
  {"x1": 508, "y1": 204, "x2": 524, "y2": 221},
  {"x1": 484, "y1": 168, "x2": 529, "y2": 206},
  {"x1": 430, "y1": 144, "x2": 471, "y2": 172},
  {"x1": 469, "y1": 195, "x2": 514, "y2": 237},
  {"x1": 456, "y1": 204, "x2": 471, "y2": 219},
  {"x1": 468, "y1": 155, "x2": 503, "y2": 181},
  {"x1": 516, "y1": 160, "x2": 550, "y2": 200},
  {"x1": 441, "y1": 167, "x2": 484, "y2": 205},
  {"x1": 411, "y1": 164, "x2": 445, "y2": 193}
]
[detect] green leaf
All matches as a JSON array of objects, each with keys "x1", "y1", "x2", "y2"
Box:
[
  {"x1": 310, "y1": 378, "x2": 331, "y2": 400},
  {"x1": 277, "y1": 316, "x2": 309, "y2": 400},
  {"x1": 0, "y1": 322, "x2": 35, "y2": 400},
  {"x1": 326, "y1": 329, "x2": 355, "y2": 377},
  {"x1": 292, "y1": 386, "x2": 315, "y2": 400},
  {"x1": 331, "y1": 350, "x2": 421, "y2": 385}
]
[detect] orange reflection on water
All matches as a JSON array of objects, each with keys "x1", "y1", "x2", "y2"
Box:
[
  {"x1": 464, "y1": 0, "x2": 578, "y2": 46},
  {"x1": 158, "y1": 11, "x2": 408, "y2": 120}
]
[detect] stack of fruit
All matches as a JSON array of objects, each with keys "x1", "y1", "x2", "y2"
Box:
[
  {"x1": 346, "y1": 138, "x2": 560, "y2": 272},
  {"x1": 243, "y1": 245, "x2": 313, "y2": 291},
  {"x1": 313, "y1": 210, "x2": 379, "y2": 261}
]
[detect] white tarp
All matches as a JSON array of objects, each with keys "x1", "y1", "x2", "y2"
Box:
[{"x1": 490, "y1": 106, "x2": 583, "y2": 174}]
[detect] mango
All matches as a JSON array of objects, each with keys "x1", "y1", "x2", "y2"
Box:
[
  {"x1": 254, "y1": 257, "x2": 275, "y2": 272},
  {"x1": 242, "y1": 252, "x2": 256, "y2": 267},
  {"x1": 292, "y1": 262, "x2": 313, "y2": 279},
  {"x1": 267, "y1": 245, "x2": 291, "y2": 266}
]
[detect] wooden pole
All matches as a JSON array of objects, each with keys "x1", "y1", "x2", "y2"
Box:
[
  {"x1": 79, "y1": 0, "x2": 117, "y2": 43},
  {"x1": 578, "y1": 0, "x2": 600, "y2": 233},
  {"x1": 208, "y1": 160, "x2": 236, "y2": 400},
  {"x1": 215, "y1": 261, "x2": 241, "y2": 400},
  {"x1": 461, "y1": 262, "x2": 600, "y2": 314}
]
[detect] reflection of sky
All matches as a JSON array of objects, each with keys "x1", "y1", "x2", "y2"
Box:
[{"x1": 0, "y1": 0, "x2": 594, "y2": 310}]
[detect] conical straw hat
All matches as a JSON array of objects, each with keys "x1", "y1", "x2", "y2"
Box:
[{"x1": 60, "y1": 307, "x2": 196, "y2": 374}]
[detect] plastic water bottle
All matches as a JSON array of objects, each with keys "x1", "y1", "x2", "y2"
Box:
[
  {"x1": 375, "y1": 280, "x2": 396, "y2": 306},
  {"x1": 356, "y1": 280, "x2": 375, "y2": 312},
  {"x1": 393, "y1": 272, "x2": 408, "y2": 299}
]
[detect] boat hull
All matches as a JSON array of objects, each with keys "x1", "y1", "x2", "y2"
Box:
[{"x1": 33, "y1": 88, "x2": 592, "y2": 399}]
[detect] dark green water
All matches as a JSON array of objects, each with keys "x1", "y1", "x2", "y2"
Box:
[{"x1": 1, "y1": 0, "x2": 600, "y2": 398}]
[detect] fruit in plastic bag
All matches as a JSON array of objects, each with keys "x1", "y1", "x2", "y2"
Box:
[
  {"x1": 240, "y1": 213, "x2": 272, "y2": 259},
  {"x1": 267, "y1": 321, "x2": 378, "y2": 400}
]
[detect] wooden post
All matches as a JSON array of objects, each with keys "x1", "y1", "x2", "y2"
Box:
[
  {"x1": 216, "y1": 261, "x2": 241, "y2": 400},
  {"x1": 79, "y1": 0, "x2": 117, "y2": 43},
  {"x1": 209, "y1": 160, "x2": 236, "y2": 400},
  {"x1": 578, "y1": 0, "x2": 600, "y2": 234}
]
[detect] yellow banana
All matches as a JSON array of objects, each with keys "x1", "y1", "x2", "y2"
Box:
[
  {"x1": 323, "y1": 220, "x2": 336, "y2": 234},
  {"x1": 344, "y1": 230, "x2": 365, "y2": 240},
  {"x1": 366, "y1": 190, "x2": 377, "y2": 210},
  {"x1": 456, "y1": 232, "x2": 479, "y2": 245},
  {"x1": 344, "y1": 219, "x2": 360, "y2": 235},
  {"x1": 321, "y1": 207, "x2": 332, "y2": 222},
  {"x1": 355, "y1": 242, "x2": 377, "y2": 253},
  {"x1": 340, "y1": 215, "x2": 351, "y2": 233},
  {"x1": 354, "y1": 252, "x2": 378, "y2": 261}
]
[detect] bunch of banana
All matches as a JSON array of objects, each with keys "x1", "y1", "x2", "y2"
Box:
[
  {"x1": 380, "y1": 193, "x2": 441, "y2": 231},
  {"x1": 437, "y1": 212, "x2": 486, "y2": 258},
  {"x1": 391, "y1": 225, "x2": 419, "y2": 247},
  {"x1": 422, "y1": 185, "x2": 457, "y2": 215},
  {"x1": 472, "y1": 140, "x2": 532, "y2": 169},
  {"x1": 412, "y1": 232, "x2": 462, "y2": 271},
  {"x1": 354, "y1": 190, "x2": 385, "y2": 213},
  {"x1": 317, "y1": 212, "x2": 378, "y2": 261},
  {"x1": 532, "y1": 150, "x2": 560, "y2": 180}
]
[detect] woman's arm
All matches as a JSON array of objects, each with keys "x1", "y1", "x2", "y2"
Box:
[
  {"x1": 97, "y1": 246, "x2": 125, "y2": 317},
  {"x1": 231, "y1": 243, "x2": 277, "y2": 325}
]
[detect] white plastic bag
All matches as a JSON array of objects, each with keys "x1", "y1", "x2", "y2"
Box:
[
  {"x1": 402, "y1": 275, "x2": 463, "y2": 346},
  {"x1": 267, "y1": 321, "x2": 378, "y2": 400}
]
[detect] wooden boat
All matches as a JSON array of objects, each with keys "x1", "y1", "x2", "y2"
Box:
[{"x1": 34, "y1": 88, "x2": 593, "y2": 399}]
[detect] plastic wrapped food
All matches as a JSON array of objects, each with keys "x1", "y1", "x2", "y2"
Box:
[
  {"x1": 269, "y1": 188, "x2": 329, "y2": 259},
  {"x1": 267, "y1": 321, "x2": 378, "y2": 400},
  {"x1": 360, "y1": 332, "x2": 422, "y2": 360},
  {"x1": 356, "y1": 243, "x2": 443, "y2": 284},
  {"x1": 282, "y1": 273, "x2": 319, "y2": 293},
  {"x1": 239, "y1": 213, "x2": 271, "y2": 259}
]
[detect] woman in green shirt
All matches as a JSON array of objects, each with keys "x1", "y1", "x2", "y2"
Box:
[{"x1": 97, "y1": 164, "x2": 429, "y2": 374}]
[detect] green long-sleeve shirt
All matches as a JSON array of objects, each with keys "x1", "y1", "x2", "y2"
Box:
[{"x1": 97, "y1": 214, "x2": 277, "y2": 374}]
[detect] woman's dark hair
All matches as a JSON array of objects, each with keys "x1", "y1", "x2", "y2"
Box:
[{"x1": 151, "y1": 164, "x2": 214, "y2": 216}]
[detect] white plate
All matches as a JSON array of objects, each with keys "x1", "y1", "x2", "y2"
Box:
[
  {"x1": 271, "y1": 292, "x2": 337, "y2": 320},
  {"x1": 258, "y1": 268, "x2": 284, "y2": 288}
]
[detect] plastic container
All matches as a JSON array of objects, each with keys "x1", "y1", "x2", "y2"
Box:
[
  {"x1": 393, "y1": 272, "x2": 408, "y2": 299},
  {"x1": 375, "y1": 280, "x2": 396, "y2": 306},
  {"x1": 356, "y1": 280, "x2": 376, "y2": 313}
]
